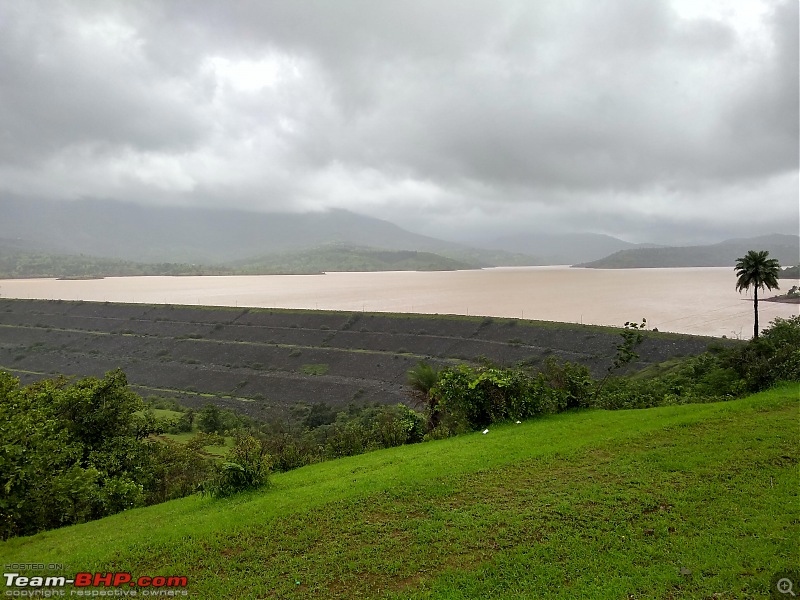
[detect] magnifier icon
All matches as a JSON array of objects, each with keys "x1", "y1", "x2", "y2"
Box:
[{"x1": 778, "y1": 578, "x2": 797, "y2": 596}]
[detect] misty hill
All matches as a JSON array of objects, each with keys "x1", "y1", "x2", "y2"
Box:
[
  {"x1": 0, "y1": 197, "x2": 536, "y2": 267},
  {"x1": 232, "y1": 244, "x2": 475, "y2": 273},
  {"x1": 0, "y1": 241, "x2": 231, "y2": 279},
  {"x1": 780, "y1": 265, "x2": 799, "y2": 278},
  {"x1": 576, "y1": 234, "x2": 800, "y2": 269},
  {"x1": 486, "y1": 232, "x2": 656, "y2": 265},
  {"x1": 0, "y1": 240, "x2": 478, "y2": 278}
]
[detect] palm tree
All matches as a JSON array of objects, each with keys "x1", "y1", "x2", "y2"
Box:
[
  {"x1": 735, "y1": 250, "x2": 780, "y2": 339},
  {"x1": 407, "y1": 361, "x2": 440, "y2": 429}
]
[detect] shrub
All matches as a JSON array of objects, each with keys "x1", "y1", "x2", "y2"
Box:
[
  {"x1": 539, "y1": 357, "x2": 593, "y2": 409},
  {"x1": 300, "y1": 363, "x2": 329, "y2": 376},
  {"x1": 722, "y1": 316, "x2": 800, "y2": 391},
  {"x1": 201, "y1": 435, "x2": 271, "y2": 498},
  {"x1": 142, "y1": 439, "x2": 213, "y2": 504},
  {"x1": 432, "y1": 364, "x2": 567, "y2": 431},
  {"x1": 324, "y1": 421, "x2": 374, "y2": 458},
  {"x1": 373, "y1": 404, "x2": 425, "y2": 447},
  {"x1": 303, "y1": 402, "x2": 337, "y2": 429},
  {"x1": 264, "y1": 433, "x2": 318, "y2": 472}
]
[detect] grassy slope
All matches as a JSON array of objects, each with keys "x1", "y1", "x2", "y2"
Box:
[
  {"x1": 231, "y1": 245, "x2": 478, "y2": 273},
  {"x1": 2, "y1": 384, "x2": 797, "y2": 599}
]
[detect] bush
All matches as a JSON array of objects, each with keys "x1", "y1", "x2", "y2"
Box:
[
  {"x1": 303, "y1": 402, "x2": 337, "y2": 429},
  {"x1": 144, "y1": 440, "x2": 213, "y2": 504},
  {"x1": 300, "y1": 363, "x2": 329, "y2": 376},
  {"x1": 724, "y1": 316, "x2": 800, "y2": 390},
  {"x1": 431, "y1": 363, "x2": 575, "y2": 431},
  {"x1": 373, "y1": 404, "x2": 425, "y2": 447},
  {"x1": 265, "y1": 433, "x2": 318, "y2": 472},
  {"x1": 201, "y1": 435, "x2": 271, "y2": 498}
]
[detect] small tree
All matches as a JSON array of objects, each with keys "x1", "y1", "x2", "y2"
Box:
[
  {"x1": 406, "y1": 361, "x2": 441, "y2": 429},
  {"x1": 735, "y1": 250, "x2": 780, "y2": 339},
  {"x1": 594, "y1": 318, "x2": 647, "y2": 400},
  {"x1": 196, "y1": 403, "x2": 222, "y2": 433}
]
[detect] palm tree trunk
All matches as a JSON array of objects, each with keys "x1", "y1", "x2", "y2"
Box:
[{"x1": 753, "y1": 287, "x2": 759, "y2": 339}]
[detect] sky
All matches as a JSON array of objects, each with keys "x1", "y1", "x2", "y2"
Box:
[{"x1": 0, "y1": 0, "x2": 797, "y2": 245}]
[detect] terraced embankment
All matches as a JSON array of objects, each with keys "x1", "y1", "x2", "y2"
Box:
[{"x1": 0, "y1": 298, "x2": 724, "y2": 422}]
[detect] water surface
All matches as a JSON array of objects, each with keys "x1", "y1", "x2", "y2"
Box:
[{"x1": 1, "y1": 267, "x2": 796, "y2": 338}]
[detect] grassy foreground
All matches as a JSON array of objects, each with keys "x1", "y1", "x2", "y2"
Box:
[{"x1": 2, "y1": 384, "x2": 798, "y2": 599}]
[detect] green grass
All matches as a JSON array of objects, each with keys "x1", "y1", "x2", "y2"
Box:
[
  {"x1": 1, "y1": 384, "x2": 797, "y2": 598},
  {"x1": 148, "y1": 408, "x2": 184, "y2": 420},
  {"x1": 160, "y1": 432, "x2": 234, "y2": 457},
  {"x1": 300, "y1": 363, "x2": 330, "y2": 376},
  {"x1": 628, "y1": 357, "x2": 687, "y2": 380}
]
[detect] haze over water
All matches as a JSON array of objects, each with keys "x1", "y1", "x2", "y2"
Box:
[{"x1": 1, "y1": 267, "x2": 797, "y2": 339}]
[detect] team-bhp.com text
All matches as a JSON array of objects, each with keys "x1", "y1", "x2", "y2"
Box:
[{"x1": 4, "y1": 573, "x2": 188, "y2": 597}]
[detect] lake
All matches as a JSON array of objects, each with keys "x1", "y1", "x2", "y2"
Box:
[{"x1": 0, "y1": 267, "x2": 797, "y2": 338}]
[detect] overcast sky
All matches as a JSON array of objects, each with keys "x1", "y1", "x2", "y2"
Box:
[{"x1": 1, "y1": 0, "x2": 797, "y2": 245}]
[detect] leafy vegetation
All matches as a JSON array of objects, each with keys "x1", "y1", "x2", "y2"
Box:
[
  {"x1": 0, "y1": 370, "x2": 218, "y2": 539},
  {"x1": 300, "y1": 363, "x2": 330, "y2": 376},
  {"x1": 199, "y1": 435, "x2": 272, "y2": 498},
  {"x1": 415, "y1": 315, "x2": 798, "y2": 436},
  {"x1": 0, "y1": 374, "x2": 272, "y2": 539},
  {"x1": 264, "y1": 403, "x2": 425, "y2": 472}
]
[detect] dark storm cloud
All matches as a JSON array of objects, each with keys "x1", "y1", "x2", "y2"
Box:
[
  {"x1": 0, "y1": 0, "x2": 796, "y2": 243},
  {"x1": 0, "y1": 2, "x2": 209, "y2": 166}
]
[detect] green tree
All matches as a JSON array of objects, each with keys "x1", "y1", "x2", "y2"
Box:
[
  {"x1": 735, "y1": 250, "x2": 780, "y2": 339},
  {"x1": 197, "y1": 403, "x2": 222, "y2": 433},
  {"x1": 0, "y1": 370, "x2": 158, "y2": 539},
  {"x1": 594, "y1": 318, "x2": 647, "y2": 400},
  {"x1": 406, "y1": 361, "x2": 441, "y2": 429}
]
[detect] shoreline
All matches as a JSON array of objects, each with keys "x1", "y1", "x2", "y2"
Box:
[{"x1": 764, "y1": 295, "x2": 800, "y2": 304}]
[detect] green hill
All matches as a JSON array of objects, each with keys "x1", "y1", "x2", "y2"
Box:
[
  {"x1": 0, "y1": 240, "x2": 533, "y2": 278},
  {"x1": 0, "y1": 243, "x2": 475, "y2": 279},
  {"x1": 0, "y1": 242, "x2": 231, "y2": 279},
  {"x1": 576, "y1": 234, "x2": 799, "y2": 268},
  {"x1": 231, "y1": 243, "x2": 477, "y2": 273},
  {"x1": 1, "y1": 384, "x2": 796, "y2": 599}
]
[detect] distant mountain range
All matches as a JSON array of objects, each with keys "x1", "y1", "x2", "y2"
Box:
[
  {"x1": 0, "y1": 197, "x2": 796, "y2": 278},
  {"x1": 0, "y1": 197, "x2": 536, "y2": 267},
  {"x1": 576, "y1": 234, "x2": 800, "y2": 269},
  {"x1": 231, "y1": 244, "x2": 477, "y2": 273},
  {"x1": 485, "y1": 232, "x2": 659, "y2": 265}
]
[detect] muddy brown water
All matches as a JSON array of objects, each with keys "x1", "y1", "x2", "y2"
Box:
[{"x1": 1, "y1": 267, "x2": 797, "y2": 338}]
